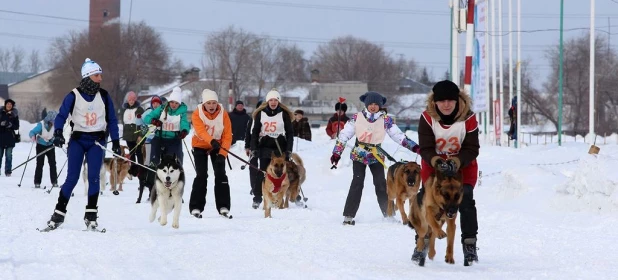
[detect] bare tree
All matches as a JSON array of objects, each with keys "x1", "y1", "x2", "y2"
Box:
[
  {"x1": 203, "y1": 26, "x2": 260, "y2": 105},
  {"x1": 310, "y1": 36, "x2": 401, "y2": 98},
  {"x1": 23, "y1": 99, "x2": 44, "y2": 122},
  {"x1": 250, "y1": 38, "x2": 281, "y2": 98},
  {"x1": 47, "y1": 21, "x2": 176, "y2": 109},
  {"x1": 0, "y1": 48, "x2": 10, "y2": 72},
  {"x1": 29, "y1": 49, "x2": 42, "y2": 73},
  {"x1": 543, "y1": 33, "x2": 618, "y2": 134},
  {"x1": 274, "y1": 44, "x2": 308, "y2": 83},
  {"x1": 10, "y1": 47, "x2": 25, "y2": 72}
]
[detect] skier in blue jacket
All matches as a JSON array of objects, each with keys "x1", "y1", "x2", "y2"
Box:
[
  {"x1": 43, "y1": 58, "x2": 121, "y2": 231},
  {"x1": 29, "y1": 110, "x2": 59, "y2": 189}
]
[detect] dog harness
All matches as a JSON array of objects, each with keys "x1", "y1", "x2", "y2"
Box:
[{"x1": 267, "y1": 173, "x2": 287, "y2": 193}]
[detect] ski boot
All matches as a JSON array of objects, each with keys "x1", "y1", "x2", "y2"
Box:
[
  {"x1": 84, "y1": 207, "x2": 99, "y2": 230},
  {"x1": 46, "y1": 210, "x2": 66, "y2": 230},
  {"x1": 342, "y1": 216, "x2": 355, "y2": 226},
  {"x1": 411, "y1": 236, "x2": 430, "y2": 266},
  {"x1": 219, "y1": 207, "x2": 233, "y2": 219},
  {"x1": 35, "y1": 184, "x2": 41, "y2": 189},
  {"x1": 252, "y1": 200, "x2": 261, "y2": 209},
  {"x1": 191, "y1": 209, "x2": 203, "y2": 219},
  {"x1": 462, "y1": 238, "x2": 479, "y2": 266}
]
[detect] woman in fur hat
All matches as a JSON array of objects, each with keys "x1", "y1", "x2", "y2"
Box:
[
  {"x1": 416, "y1": 80, "x2": 480, "y2": 265},
  {"x1": 326, "y1": 102, "x2": 350, "y2": 139},
  {"x1": 249, "y1": 89, "x2": 294, "y2": 209},
  {"x1": 329, "y1": 91, "x2": 420, "y2": 225}
]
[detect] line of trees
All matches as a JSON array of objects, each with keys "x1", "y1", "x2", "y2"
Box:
[{"x1": 0, "y1": 47, "x2": 44, "y2": 73}]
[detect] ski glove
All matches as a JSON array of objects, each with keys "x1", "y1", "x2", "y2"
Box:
[
  {"x1": 330, "y1": 153, "x2": 341, "y2": 165},
  {"x1": 112, "y1": 140, "x2": 122, "y2": 156},
  {"x1": 412, "y1": 145, "x2": 420, "y2": 154},
  {"x1": 151, "y1": 119, "x2": 163, "y2": 127},
  {"x1": 210, "y1": 139, "x2": 221, "y2": 155},
  {"x1": 178, "y1": 130, "x2": 188, "y2": 139},
  {"x1": 52, "y1": 130, "x2": 65, "y2": 147}
]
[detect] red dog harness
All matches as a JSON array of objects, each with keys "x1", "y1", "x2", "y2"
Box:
[{"x1": 267, "y1": 173, "x2": 287, "y2": 193}]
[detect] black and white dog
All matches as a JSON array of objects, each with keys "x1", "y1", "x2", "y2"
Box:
[{"x1": 148, "y1": 154, "x2": 185, "y2": 229}]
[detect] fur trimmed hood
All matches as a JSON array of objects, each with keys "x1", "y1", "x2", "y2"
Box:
[
  {"x1": 252, "y1": 102, "x2": 294, "y2": 119},
  {"x1": 425, "y1": 89, "x2": 474, "y2": 122}
]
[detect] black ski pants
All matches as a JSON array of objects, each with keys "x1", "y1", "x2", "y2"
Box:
[
  {"x1": 460, "y1": 184, "x2": 478, "y2": 243},
  {"x1": 189, "y1": 148, "x2": 230, "y2": 214},
  {"x1": 343, "y1": 161, "x2": 389, "y2": 218},
  {"x1": 34, "y1": 144, "x2": 57, "y2": 185}
]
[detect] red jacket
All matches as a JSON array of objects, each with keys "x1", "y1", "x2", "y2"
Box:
[{"x1": 325, "y1": 113, "x2": 350, "y2": 139}]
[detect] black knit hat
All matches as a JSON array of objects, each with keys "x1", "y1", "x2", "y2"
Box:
[
  {"x1": 236, "y1": 100, "x2": 244, "y2": 105},
  {"x1": 294, "y1": 109, "x2": 304, "y2": 115},
  {"x1": 4, "y1": 99, "x2": 15, "y2": 106},
  {"x1": 432, "y1": 80, "x2": 460, "y2": 102},
  {"x1": 335, "y1": 102, "x2": 348, "y2": 112}
]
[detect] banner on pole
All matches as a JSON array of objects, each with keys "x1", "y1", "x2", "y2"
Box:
[{"x1": 472, "y1": 0, "x2": 488, "y2": 112}]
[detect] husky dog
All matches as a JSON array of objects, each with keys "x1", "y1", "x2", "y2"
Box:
[{"x1": 148, "y1": 154, "x2": 185, "y2": 229}]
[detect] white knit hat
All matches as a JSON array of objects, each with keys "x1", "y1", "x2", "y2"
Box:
[
  {"x1": 201, "y1": 89, "x2": 218, "y2": 103},
  {"x1": 81, "y1": 58, "x2": 102, "y2": 78},
  {"x1": 168, "y1": 87, "x2": 182, "y2": 103},
  {"x1": 265, "y1": 90, "x2": 281, "y2": 102}
]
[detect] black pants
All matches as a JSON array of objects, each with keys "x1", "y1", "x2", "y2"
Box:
[
  {"x1": 34, "y1": 144, "x2": 57, "y2": 185},
  {"x1": 189, "y1": 148, "x2": 230, "y2": 214},
  {"x1": 460, "y1": 184, "x2": 478, "y2": 243},
  {"x1": 249, "y1": 155, "x2": 260, "y2": 202},
  {"x1": 150, "y1": 137, "x2": 183, "y2": 166},
  {"x1": 126, "y1": 140, "x2": 144, "y2": 176},
  {"x1": 343, "y1": 161, "x2": 389, "y2": 218}
]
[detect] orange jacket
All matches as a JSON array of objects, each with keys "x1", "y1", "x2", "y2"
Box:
[{"x1": 191, "y1": 104, "x2": 232, "y2": 157}]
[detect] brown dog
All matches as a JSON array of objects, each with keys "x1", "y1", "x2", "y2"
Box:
[
  {"x1": 83, "y1": 145, "x2": 132, "y2": 194},
  {"x1": 284, "y1": 153, "x2": 306, "y2": 208},
  {"x1": 409, "y1": 159, "x2": 464, "y2": 266},
  {"x1": 386, "y1": 161, "x2": 421, "y2": 225},
  {"x1": 262, "y1": 152, "x2": 290, "y2": 218}
]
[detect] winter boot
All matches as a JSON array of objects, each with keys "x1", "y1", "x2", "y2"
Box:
[
  {"x1": 84, "y1": 207, "x2": 98, "y2": 229},
  {"x1": 191, "y1": 209, "x2": 202, "y2": 219},
  {"x1": 34, "y1": 184, "x2": 41, "y2": 189},
  {"x1": 411, "y1": 236, "x2": 430, "y2": 266},
  {"x1": 47, "y1": 210, "x2": 66, "y2": 229},
  {"x1": 462, "y1": 238, "x2": 479, "y2": 266},
  {"x1": 342, "y1": 216, "x2": 355, "y2": 226}
]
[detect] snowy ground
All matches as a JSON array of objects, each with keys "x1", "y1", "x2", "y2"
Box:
[{"x1": 1, "y1": 126, "x2": 618, "y2": 280}]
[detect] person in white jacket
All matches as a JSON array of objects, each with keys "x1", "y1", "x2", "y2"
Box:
[{"x1": 329, "y1": 91, "x2": 420, "y2": 225}]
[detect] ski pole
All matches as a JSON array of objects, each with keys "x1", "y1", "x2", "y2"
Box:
[
  {"x1": 46, "y1": 157, "x2": 67, "y2": 194},
  {"x1": 220, "y1": 147, "x2": 263, "y2": 173},
  {"x1": 181, "y1": 139, "x2": 196, "y2": 171},
  {"x1": 94, "y1": 142, "x2": 155, "y2": 172},
  {"x1": 10, "y1": 146, "x2": 55, "y2": 173},
  {"x1": 226, "y1": 156, "x2": 233, "y2": 170},
  {"x1": 18, "y1": 138, "x2": 37, "y2": 187},
  {"x1": 241, "y1": 153, "x2": 253, "y2": 170}
]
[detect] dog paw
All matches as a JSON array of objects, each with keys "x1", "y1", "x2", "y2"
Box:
[
  {"x1": 172, "y1": 222, "x2": 179, "y2": 229},
  {"x1": 428, "y1": 248, "x2": 436, "y2": 260},
  {"x1": 436, "y1": 230, "x2": 447, "y2": 239},
  {"x1": 160, "y1": 220, "x2": 167, "y2": 226},
  {"x1": 445, "y1": 255, "x2": 455, "y2": 264},
  {"x1": 148, "y1": 214, "x2": 155, "y2": 223}
]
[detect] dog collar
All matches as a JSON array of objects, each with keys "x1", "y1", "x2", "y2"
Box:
[{"x1": 267, "y1": 173, "x2": 287, "y2": 193}]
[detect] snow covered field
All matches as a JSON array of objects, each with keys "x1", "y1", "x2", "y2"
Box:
[{"x1": 1, "y1": 127, "x2": 618, "y2": 280}]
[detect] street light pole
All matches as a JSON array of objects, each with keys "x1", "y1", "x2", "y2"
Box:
[{"x1": 558, "y1": 0, "x2": 564, "y2": 146}]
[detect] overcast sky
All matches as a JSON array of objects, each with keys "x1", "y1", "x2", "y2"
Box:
[{"x1": 1, "y1": 0, "x2": 617, "y2": 90}]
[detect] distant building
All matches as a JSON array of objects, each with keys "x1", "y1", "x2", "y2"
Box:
[
  {"x1": 4, "y1": 69, "x2": 60, "y2": 122},
  {"x1": 89, "y1": 0, "x2": 121, "y2": 41}
]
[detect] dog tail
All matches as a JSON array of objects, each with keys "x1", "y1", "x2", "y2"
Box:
[{"x1": 290, "y1": 153, "x2": 304, "y2": 167}]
